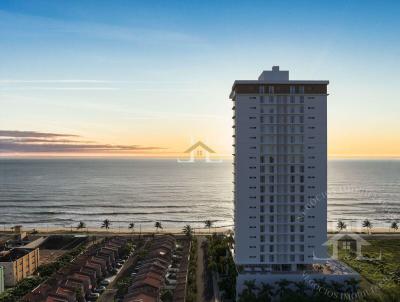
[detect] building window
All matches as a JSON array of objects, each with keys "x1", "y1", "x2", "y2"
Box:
[{"x1": 268, "y1": 86, "x2": 274, "y2": 94}]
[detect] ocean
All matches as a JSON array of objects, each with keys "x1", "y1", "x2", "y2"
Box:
[{"x1": 0, "y1": 159, "x2": 399, "y2": 230}]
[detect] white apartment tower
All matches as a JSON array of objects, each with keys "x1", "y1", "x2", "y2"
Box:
[{"x1": 230, "y1": 67, "x2": 329, "y2": 287}]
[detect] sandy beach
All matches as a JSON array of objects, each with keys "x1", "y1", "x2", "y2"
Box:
[{"x1": 1, "y1": 225, "x2": 400, "y2": 236}]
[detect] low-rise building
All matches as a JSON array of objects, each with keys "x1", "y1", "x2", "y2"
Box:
[{"x1": 0, "y1": 247, "x2": 40, "y2": 286}]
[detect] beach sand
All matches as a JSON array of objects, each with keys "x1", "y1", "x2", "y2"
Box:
[{"x1": 1, "y1": 225, "x2": 399, "y2": 236}]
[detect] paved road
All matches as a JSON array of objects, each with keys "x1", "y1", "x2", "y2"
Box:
[
  {"x1": 196, "y1": 236, "x2": 205, "y2": 302},
  {"x1": 98, "y1": 240, "x2": 151, "y2": 302}
]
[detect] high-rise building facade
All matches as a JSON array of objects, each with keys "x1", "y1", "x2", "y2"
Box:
[{"x1": 230, "y1": 66, "x2": 329, "y2": 275}]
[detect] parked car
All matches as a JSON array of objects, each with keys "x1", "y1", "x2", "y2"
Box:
[
  {"x1": 100, "y1": 279, "x2": 110, "y2": 286},
  {"x1": 168, "y1": 267, "x2": 179, "y2": 273},
  {"x1": 87, "y1": 292, "x2": 100, "y2": 300},
  {"x1": 93, "y1": 286, "x2": 106, "y2": 293},
  {"x1": 165, "y1": 273, "x2": 177, "y2": 285}
]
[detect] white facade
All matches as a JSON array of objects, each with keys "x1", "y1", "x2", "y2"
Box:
[{"x1": 231, "y1": 66, "x2": 329, "y2": 272}]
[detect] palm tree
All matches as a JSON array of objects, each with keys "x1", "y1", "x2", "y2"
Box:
[
  {"x1": 204, "y1": 220, "x2": 213, "y2": 233},
  {"x1": 225, "y1": 233, "x2": 235, "y2": 249},
  {"x1": 128, "y1": 222, "x2": 135, "y2": 240},
  {"x1": 337, "y1": 220, "x2": 347, "y2": 232},
  {"x1": 154, "y1": 221, "x2": 163, "y2": 233},
  {"x1": 362, "y1": 219, "x2": 372, "y2": 234},
  {"x1": 276, "y1": 279, "x2": 292, "y2": 297},
  {"x1": 101, "y1": 219, "x2": 111, "y2": 230},
  {"x1": 344, "y1": 278, "x2": 359, "y2": 293},
  {"x1": 257, "y1": 283, "x2": 274, "y2": 301},
  {"x1": 294, "y1": 281, "x2": 308, "y2": 295},
  {"x1": 390, "y1": 221, "x2": 398, "y2": 232},
  {"x1": 77, "y1": 221, "x2": 86, "y2": 230},
  {"x1": 238, "y1": 280, "x2": 258, "y2": 301},
  {"x1": 182, "y1": 225, "x2": 193, "y2": 237}
]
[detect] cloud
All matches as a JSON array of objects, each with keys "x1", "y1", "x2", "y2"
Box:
[
  {"x1": 0, "y1": 130, "x2": 164, "y2": 154},
  {"x1": 0, "y1": 142, "x2": 164, "y2": 153},
  {"x1": 0, "y1": 130, "x2": 78, "y2": 138},
  {"x1": 0, "y1": 87, "x2": 120, "y2": 91},
  {"x1": 0, "y1": 10, "x2": 203, "y2": 46},
  {"x1": 0, "y1": 80, "x2": 114, "y2": 84}
]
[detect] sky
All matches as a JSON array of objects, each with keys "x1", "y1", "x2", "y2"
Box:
[{"x1": 0, "y1": 0, "x2": 399, "y2": 158}]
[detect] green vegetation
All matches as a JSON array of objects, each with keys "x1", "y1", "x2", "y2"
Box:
[
  {"x1": 37, "y1": 243, "x2": 87, "y2": 278},
  {"x1": 204, "y1": 220, "x2": 213, "y2": 233},
  {"x1": 154, "y1": 221, "x2": 163, "y2": 232},
  {"x1": 0, "y1": 243, "x2": 87, "y2": 302},
  {"x1": 0, "y1": 277, "x2": 44, "y2": 302},
  {"x1": 390, "y1": 222, "x2": 398, "y2": 232},
  {"x1": 362, "y1": 219, "x2": 373, "y2": 234},
  {"x1": 337, "y1": 220, "x2": 347, "y2": 232},
  {"x1": 160, "y1": 288, "x2": 174, "y2": 302},
  {"x1": 237, "y1": 278, "x2": 359, "y2": 302},
  {"x1": 339, "y1": 238, "x2": 400, "y2": 301},
  {"x1": 186, "y1": 237, "x2": 197, "y2": 302},
  {"x1": 115, "y1": 276, "x2": 131, "y2": 297},
  {"x1": 77, "y1": 221, "x2": 86, "y2": 230},
  {"x1": 182, "y1": 224, "x2": 193, "y2": 238},
  {"x1": 205, "y1": 234, "x2": 237, "y2": 300},
  {"x1": 101, "y1": 219, "x2": 111, "y2": 230}
]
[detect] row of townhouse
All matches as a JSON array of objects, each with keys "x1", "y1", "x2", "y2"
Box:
[
  {"x1": 123, "y1": 235, "x2": 176, "y2": 302},
  {"x1": 23, "y1": 237, "x2": 127, "y2": 302}
]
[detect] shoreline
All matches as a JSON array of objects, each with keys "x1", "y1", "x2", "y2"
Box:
[{"x1": 1, "y1": 225, "x2": 400, "y2": 236}]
